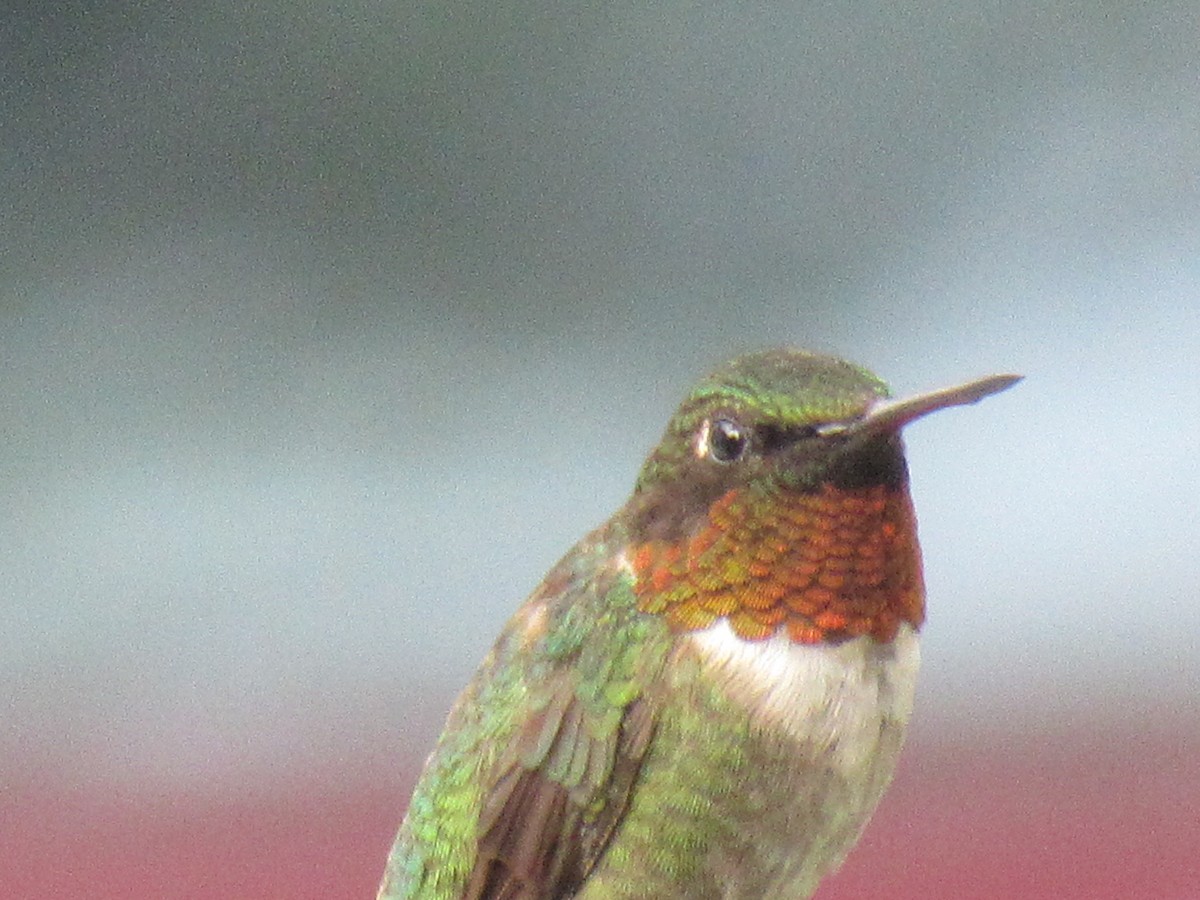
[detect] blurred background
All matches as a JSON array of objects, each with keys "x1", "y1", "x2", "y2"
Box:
[{"x1": 3, "y1": 2, "x2": 1199, "y2": 897}]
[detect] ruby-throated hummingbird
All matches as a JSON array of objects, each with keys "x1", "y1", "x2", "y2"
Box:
[{"x1": 378, "y1": 348, "x2": 1019, "y2": 899}]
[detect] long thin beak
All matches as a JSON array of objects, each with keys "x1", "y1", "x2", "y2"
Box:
[{"x1": 846, "y1": 373, "x2": 1022, "y2": 437}]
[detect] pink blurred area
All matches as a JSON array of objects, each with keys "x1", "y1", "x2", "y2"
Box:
[{"x1": 6, "y1": 723, "x2": 1197, "y2": 899}]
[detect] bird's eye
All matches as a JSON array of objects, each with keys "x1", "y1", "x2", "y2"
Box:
[{"x1": 707, "y1": 418, "x2": 748, "y2": 463}]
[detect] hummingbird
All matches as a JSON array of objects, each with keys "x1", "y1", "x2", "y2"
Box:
[{"x1": 378, "y1": 348, "x2": 1019, "y2": 900}]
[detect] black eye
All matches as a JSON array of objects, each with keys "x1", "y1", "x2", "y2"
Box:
[{"x1": 707, "y1": 418, "x2": 748, "y2": 463}]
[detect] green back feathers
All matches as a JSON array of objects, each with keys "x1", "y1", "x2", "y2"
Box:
[{"x1": 379, "y1": 523, "x2": 674, "y2": 899}]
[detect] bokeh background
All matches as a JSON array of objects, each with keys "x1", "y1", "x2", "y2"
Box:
[{"x1": 4, "y1": 3, "x2": 1199, "y2": 897}]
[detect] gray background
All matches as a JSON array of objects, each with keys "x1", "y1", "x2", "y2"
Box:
[{"x1": 4, "y1": 2, "x2": 1198, "y2": 795}]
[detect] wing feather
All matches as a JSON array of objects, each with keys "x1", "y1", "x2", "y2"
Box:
[
  {"x1": 378, "y1": 526, "x2": 672, "y2": 900},
  {"x1": 463, "y1": 682, "x2": 659, "y2": 899}
]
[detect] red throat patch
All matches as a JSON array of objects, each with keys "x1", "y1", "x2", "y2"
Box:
[{"x1": 630, "y1": 483, "x2": 925, "y2": 644}]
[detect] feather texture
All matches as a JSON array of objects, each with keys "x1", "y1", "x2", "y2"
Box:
[{"x1": 378, "y1": 523, "x2": 672, "y2": 900}]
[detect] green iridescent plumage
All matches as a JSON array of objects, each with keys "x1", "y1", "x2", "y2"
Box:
[
  {"x1": 634, "y1": 349, "x2": 889, "y2": 495},
  {"x1": 378, "y1": 348, "x2": 1018, "y2": 900},
  {"x1": 379, "y1": 521, "x2": 674, "y2": 898}
]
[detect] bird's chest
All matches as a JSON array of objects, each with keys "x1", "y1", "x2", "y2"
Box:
[
  {"x1": 583, "y1": 623, "x2": 920, "y2": 899},
  {"x1": 688, "y1": 620, "x2": 921, "y2": 771}
]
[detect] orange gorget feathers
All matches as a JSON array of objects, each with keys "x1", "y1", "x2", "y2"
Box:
[{"x1": 631, "y1": 482, "x2": 925, "y2": 644}]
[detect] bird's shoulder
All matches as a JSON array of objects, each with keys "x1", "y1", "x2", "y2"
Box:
[{"x1": 381, "y1": 522, "x2": 674, "y2": 900}]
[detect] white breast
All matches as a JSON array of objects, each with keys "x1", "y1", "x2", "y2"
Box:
[{"x1": 689, "y1": 621, "x2": 920, "y2": 775}]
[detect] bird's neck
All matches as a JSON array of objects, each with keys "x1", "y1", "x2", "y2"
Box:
[{"x1": 628, "y1": 481, "x2": 925, "y2": 644}]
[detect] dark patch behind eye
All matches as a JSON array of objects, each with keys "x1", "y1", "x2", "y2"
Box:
[{"x1": 756, "y1": 423, "x2": 821, "y2": 454}]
